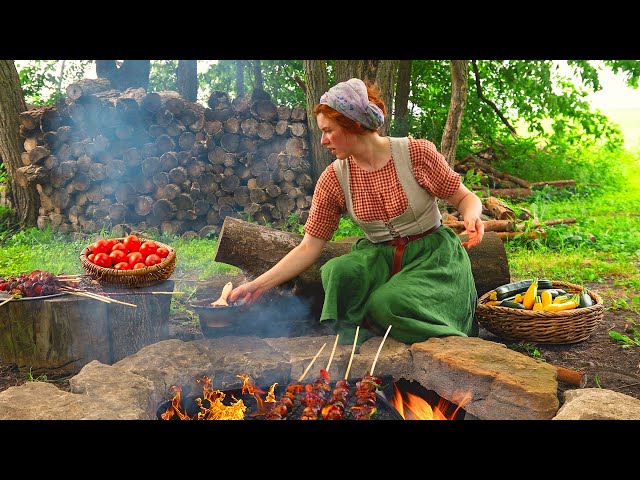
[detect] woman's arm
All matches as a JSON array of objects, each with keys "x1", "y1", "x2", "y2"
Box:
[
  {"x1": 227, "y1": 233, "x2": 328, "y2": 304},
  {"x1": 445, "y1": 183, "x2": 485, "y2": 249}
]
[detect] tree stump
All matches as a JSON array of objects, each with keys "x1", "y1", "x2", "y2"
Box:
[
  {"x1": 0, "y1": 280, "x2": 175, "y2": 374},
  {"x1": 213, "y1": 217, "x2": 511, "y2": 315}
]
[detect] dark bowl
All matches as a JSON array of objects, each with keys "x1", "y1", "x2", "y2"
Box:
[{"x1": 190, "y1": 298, "x2": 249, "y2": 330}]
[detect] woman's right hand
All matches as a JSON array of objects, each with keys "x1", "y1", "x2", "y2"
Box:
[{"x1": 228, "y1": 280, "x2": 266, "y2": 306}]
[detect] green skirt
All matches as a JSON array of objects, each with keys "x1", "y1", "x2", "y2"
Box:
[{"x1": 319, "y1": 225, "x2": 478, "y2": 345}]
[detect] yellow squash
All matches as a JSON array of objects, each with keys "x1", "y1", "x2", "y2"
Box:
[{"x1": 522, "y1": 277, "x2": 538, "y2": 310}]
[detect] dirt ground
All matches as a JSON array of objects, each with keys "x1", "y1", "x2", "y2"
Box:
[{"x1": 1, "y1": 280, "x2": 639, "y2": 407}]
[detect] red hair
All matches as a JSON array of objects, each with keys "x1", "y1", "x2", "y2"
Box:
[{"x1": 313, "y1": 80, "x2": 386, "y2": 135}]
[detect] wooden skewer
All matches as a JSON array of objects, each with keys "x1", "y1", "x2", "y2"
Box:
[
  {"x1": 64, "y1": 290, "x2": 111, "y2": 304},
  {"x1": 100, "y1": 291, "x2": 184, "y2": 296},
  {"x1": 64, "y1": 290, "x2": 137, "y2": 308},
  {"x1": 369, "y1": 325, "x2": 392, "y2": 377},
  {"x1": 0, "y1": 296, "x2": 13, "y2": 307},
  {"x1": 344, "y1": 326, "x2": 359, "y2": 381},
  {"x1": 325, "y1": 334, "x2": 340, "y2": 373},
  {"x1": 297, "y1": 342, "x2": 327, "y2": 383}
]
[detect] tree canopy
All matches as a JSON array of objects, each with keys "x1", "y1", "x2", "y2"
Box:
[{"x1": 10, "y1": 59, "x2": 637, "y2": 180}]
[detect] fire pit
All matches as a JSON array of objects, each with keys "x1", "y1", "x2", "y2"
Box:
[{"x1": 156, "y1": 375, "x2": 404, "y2": 420}]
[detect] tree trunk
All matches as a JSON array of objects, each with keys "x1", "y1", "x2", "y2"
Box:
[
  {"x1": 374, "y1": 60, "x2": 399, "y2": 136},
  {"x1": 441, "y1": 60, "x2": 469, "y2": 166},
  {"x1": 302, "y1": 60, "x2": 332, "y2": 183},
  {"x1": 0, "y1": 280, "x2": 174, "y2": 374},
  {"x1": 253, "y1": 60, "x2": 263, "y2": 90},
  {"x1": 95, "y1": 60, "x2": 150, "y2": 91},
  {"x1": 235, "y1": 60, "x2": 245, "y2": 97},
  {"x1": 0, "y1": 60, "x2": 39, "y2": 225},
  {"x1": 393, "y1": 60, "x2": 412, "y2": 136},
  {"x1": 334, "y1": 60, "x2": 367, "y2": 84},
  {"x1": 177, "y1": 60, "x2": 198, "y2": 102},
  {"x1": 213, "y1": 217, "x2": 511, "y2": 315}
]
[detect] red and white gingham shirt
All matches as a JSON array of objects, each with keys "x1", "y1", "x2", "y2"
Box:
[{"x1": 304, "y1": 138, "x2": 461, "y2": 241}]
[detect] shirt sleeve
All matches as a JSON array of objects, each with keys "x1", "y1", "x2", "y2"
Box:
[
  {"x1": 409, "y1": 138, "x2": 461, "y2": 198},
  {"x1": 303, "y1": 163, "x2": 346, "y2": 241}
]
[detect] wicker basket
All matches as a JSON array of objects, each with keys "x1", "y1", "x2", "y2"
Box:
[
  {"x1": 80, "y1": 238, "x2": 176, "y2": 288},
  {"x1": 475, "y1": 280, "x2": 604, "y2": 344}
]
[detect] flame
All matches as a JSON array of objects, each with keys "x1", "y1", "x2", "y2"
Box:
[
  {"x1": 390, "y1": 382, "x2": 471, "y2": 420},
  {"x1": 161, "y1": 375, "x2": 246, "y2": 420},
  {"x1": 238, "y1": 374, "x2": 276, "y2": 417}
]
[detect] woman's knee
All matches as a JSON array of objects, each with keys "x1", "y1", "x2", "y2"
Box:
[{"x1": 321, "y1": 255, "x2": 364, "y2": 283}]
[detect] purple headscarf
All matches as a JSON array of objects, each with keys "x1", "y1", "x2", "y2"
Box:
[{"x1": 319, "y1": 78, "x2": 385, "y2": 130}]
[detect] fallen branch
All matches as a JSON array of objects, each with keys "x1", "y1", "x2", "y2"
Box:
[
  {"x1": 530, "y1": 179, "x2": 576, "y2": 188},
  {"x1": 484, "y1": 196, "x2": 516, "y2": 221},
  {"x1": 461, "y1": 156, "x2": 531, "y2": 188}
]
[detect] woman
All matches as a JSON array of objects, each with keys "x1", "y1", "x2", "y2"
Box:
[{"x1": 228, "y1": 78, "x2": 484, "y2": 345}]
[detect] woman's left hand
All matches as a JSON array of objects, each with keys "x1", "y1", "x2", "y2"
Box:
[{"x1": 460, "y1": 216, "x2": 484, "y2": 249}]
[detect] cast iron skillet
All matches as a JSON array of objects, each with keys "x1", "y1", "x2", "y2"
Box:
[{"x1": 189, "y1": 299, "x2": 249, "y2": 328}]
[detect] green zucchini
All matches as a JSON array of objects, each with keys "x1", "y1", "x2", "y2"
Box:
[
  {"x1": 499, "y1": 300, "x2": 526, "y2": 309},
  {"x1": 578, "y1": 290, "x2": 594, "y2": 308},
  {"x1": 537, "y1": 288, "x2": 567, "y2": 299},
  {"x1": 493, "y1": 279, "x2": 554, "y2": 301}
]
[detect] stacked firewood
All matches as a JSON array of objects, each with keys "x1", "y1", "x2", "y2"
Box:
[{"x1": 15, "y1": 78, "x2": 313, "y2": 237}]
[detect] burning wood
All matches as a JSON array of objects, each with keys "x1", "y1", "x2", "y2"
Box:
[{"x1": 160, "y1": 375, "x2": 247, "y2": 420}]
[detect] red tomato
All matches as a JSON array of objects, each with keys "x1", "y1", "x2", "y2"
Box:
[
  {"x1": 139, "y1": 241, "x2": 157, "y2": 257},
  {"x1": 91, "y1": 239, "x2": 110, "y2": 255},
  {"x1": 127, "y1": 251, "x2": 145, "y2": 266},
  {"x1": 93, "y1": 252, "x2": 112, "y2": 268},
  {"x1": 88, "y1": 253, "x2": 95, "y2": 263},
  {"x1": 123, "y1": 234, "x2": 142, "y2": 253},
  {"x1": 105, "y1": 238, "x2": 117, "y2": 251},
  {"x1": 144, "y1": 253, "x2": 162, "y2": 266},
  {"x1": 132, "y1": 262, "x2": 147, "y2": 270},
  {"x1": 113, "y1": 261, "x2": 131, "y2": 270},
  {"x1": 155, "y1": 246, "x2": 169, "y2": 258},
  {"x1": 109, "y1": 249, "x2": 127, "y2": 263},
  {"x1": 111, "y1": 242, "x2": 128, "y2": 253}
]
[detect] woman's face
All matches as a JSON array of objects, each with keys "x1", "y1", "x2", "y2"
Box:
[{"x1": 316, "y1": 113, "x2": 353, "y2": 160}]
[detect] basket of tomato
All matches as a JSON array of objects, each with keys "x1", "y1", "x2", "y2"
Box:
[{"x1": 80, "y1": 234, "x2": 177, "y2": 288}]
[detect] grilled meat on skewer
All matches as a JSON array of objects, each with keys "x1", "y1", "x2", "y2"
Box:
[
  {"x1": 321, "y1": 378, "x2": 351, "y2": 420},
  {"x1": 265, "y1": 381, "x2": 304, "y2": 420},
  {"x1": 300, "y1": 368, "x2": 331, "y2": 420},
  {"x1": 350, "y1": 374, "x2": 382, "y2": 420}
]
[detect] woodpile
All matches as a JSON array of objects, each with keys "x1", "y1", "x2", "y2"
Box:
[{"x1": 16, "y1": 78, "x2": 314, "y2": 237}]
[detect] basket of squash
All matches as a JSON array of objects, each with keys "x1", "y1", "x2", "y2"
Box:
[{"x1": 475, "y1": 279, "x2": 604, "y2": 344}]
